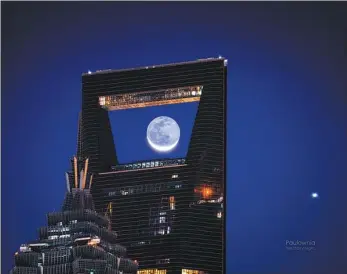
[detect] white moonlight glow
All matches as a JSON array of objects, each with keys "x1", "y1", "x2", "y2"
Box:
[{"x1": 147, "y1": 116, "x2": 180, "y2": 153}]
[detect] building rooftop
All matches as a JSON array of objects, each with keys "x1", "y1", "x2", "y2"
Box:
[{"x1": 82, "y1": 56, "x2": 227, "y2": 77}]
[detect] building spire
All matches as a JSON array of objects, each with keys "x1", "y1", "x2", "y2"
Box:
[
  {"x1": 82, "y1": 158, "x2": 89, "y2": 189},
  {"x1": 70, "y1": 157, "x2": 92, "y2": 190},
  {"x1": 89, "y1": 174, "x2": 94, "y2": 190},
  {"x1": 79, "y1": 170, "x2": 84, "y2": 189},
  {"x1": 73, "y1": 156, "x2": 78, "y2": 188},
  {"x1": 65, "y1": 172, "x2": 70, "y2": 193}
]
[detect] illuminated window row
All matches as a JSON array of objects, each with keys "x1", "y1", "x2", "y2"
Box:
[
  {"x1": 152, "y1": 226, "x2": 171, "y2": 236},
  {"x1": 137, "y1": 269, "x2": 205, "y2": 274},
  {"x1": 191, "y1": 196, "x2": 224, "y2": 205},
  {"x1": 182, "y1": 269, "x2": 205, "y2": 274},
  {"x1": 156, "y1": 258, "x2": 170, "y2": 264},
  {"x1": 136, "y1": 226, "x2": 172, "y2": 237},
  {"x1": 137, "y1": 269, "x2": 167, "y2": 274},
  {"x1": 130, "y1": 240, "x2": 151, "y2": 247},
  {"x1": 107, "y1": 182, "x2": 183, "y2": 197},
  {"x1": 111, "y1": 158, "x2": 186, "y2": 172},
  {"x1": 48, "y1": 227, "x2": 70, "y2": 233},
  {"x1": 48, "y1": 234, "x2": 71, "y2": 240},
  {"x1": 99, "y1": 86, "x2": 203, "y2": 109}
]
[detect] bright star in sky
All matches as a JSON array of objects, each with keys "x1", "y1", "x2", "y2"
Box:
[{"x1": 311, "y1": 192, "x2": 319, "y2": 199}]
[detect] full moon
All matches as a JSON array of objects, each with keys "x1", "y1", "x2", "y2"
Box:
[{"x1": 147, "y1": 116, "x2": 180, "y2": 153}]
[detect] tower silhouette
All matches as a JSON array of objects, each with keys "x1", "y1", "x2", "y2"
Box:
[{"x1": 10, "y1": 157, "x2": 138, "y2": 274}]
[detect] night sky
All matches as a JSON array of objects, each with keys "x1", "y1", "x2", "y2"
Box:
[{"x1": 2, "y1": 2, "x2": 347, "y2": 274}]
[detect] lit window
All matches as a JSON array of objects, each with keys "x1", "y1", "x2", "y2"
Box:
[
  {"x1": 60, "y1": 234, "x2": 71, "y2": 238},
  {"x1": 19, "y1": 245, "x2": 29, "y2": 252},
  {"x1": 57, "y1": 222, "x2": 63, "y2": 226},
  {"x1": 159, "y1": 212, "x2": 166, "y2": 216},
  {"x1": 48, "y1": 235, "x2": 58, "y2": 240},
  {"x1": 217, "y1": 212, "x2": 222, "y2": 218},
  {"x1": 169, "y1": 196, "x2": 175, "y2": 210},
  {"x1": 159, "y1": 217, "x2": 166, "y2": 224},
  {"x1": 99, "y1": 97, "x2": 106, "y2": 106},
  {"x1": 158, "y1": 229, "x2": 165, "y2": 235},
  {"x1": 167, "y1": 226, "x2": 171, "y2": 234},
  {"x1": 182, "y1": 269, "x2": 204, "y2": 274},
  {"x1": 172, "y1": 174, "x2": 179, "y2": 179},
  {"x1": 156, "y1": 258, "x2": 170, "y2": 264}
]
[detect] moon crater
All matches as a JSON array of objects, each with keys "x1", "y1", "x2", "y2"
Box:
[{"x1": 147, "y1": 116, "x2": 180, "y2": 153}]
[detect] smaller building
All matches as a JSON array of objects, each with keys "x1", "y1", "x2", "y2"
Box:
[{"x1": 10, "y1": 157, "x2": 138, "y2": 274}]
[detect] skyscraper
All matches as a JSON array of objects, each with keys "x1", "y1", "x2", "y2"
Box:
[
  {"x1": 78, "y1": 58, "x2": 227, "y2": 274},
  {"x1": 10, "y1": 158, "x2": 138, "y2": 274}
]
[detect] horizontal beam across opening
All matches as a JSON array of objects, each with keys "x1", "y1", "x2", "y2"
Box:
[{"x1": 99, "y1": 86, "x2": 203, "y2": 111}]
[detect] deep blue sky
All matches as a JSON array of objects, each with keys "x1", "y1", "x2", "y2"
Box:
[{"x1": 2, "y1": 2, "x2": 347, "y2": 273}]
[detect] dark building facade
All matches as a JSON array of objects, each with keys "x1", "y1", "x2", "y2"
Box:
[
  {"x1": 78, "y1": 58, "x2": 227, "y2": 274},
  {"x1": 10, "y1": 158, "x2": 138, "y2": 274}
]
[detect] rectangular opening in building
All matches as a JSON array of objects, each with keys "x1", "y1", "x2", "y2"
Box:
[{"x1": 105, "y1": 86, "x2": 201, "y2": 164}]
